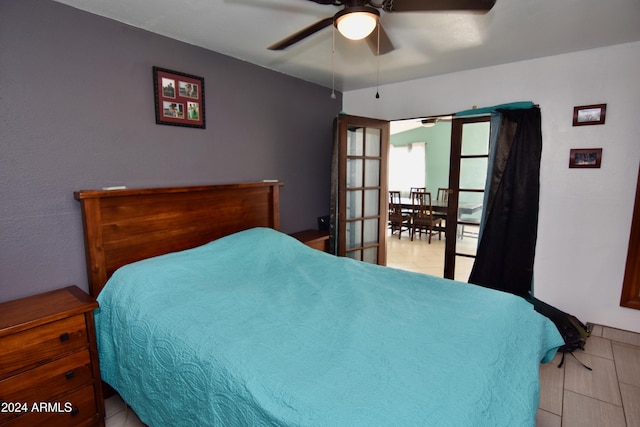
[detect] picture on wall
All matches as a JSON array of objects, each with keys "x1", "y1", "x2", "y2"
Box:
[
  {"x1": 153, "y1": 66, "x2": 205, "y2": 128},
  {"x1": 569, "y1": 148, "x2": 602, "y2": 168},
  {"x1": 572, "y1": 104, "x2": 606, "y2": 126}
]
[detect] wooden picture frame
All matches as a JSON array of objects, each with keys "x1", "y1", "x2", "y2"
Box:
[
  {"x1": 153, "y1": 66, "x2": 205, "y2": 129},
  {"x1": 572, "y1": 104, "x2": 606, "y2": 126},
  {"x1": 569, "y1": 148, "x2": 602, "y2": 169}
]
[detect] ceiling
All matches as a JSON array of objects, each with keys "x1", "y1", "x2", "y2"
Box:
[{"x1": 52, "y1": 0, "x2": 640, "y2": 92}]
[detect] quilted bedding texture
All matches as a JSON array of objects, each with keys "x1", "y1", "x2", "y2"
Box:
[{"x1": 95, "y1": 227, "x2": 563, "y2": 427}]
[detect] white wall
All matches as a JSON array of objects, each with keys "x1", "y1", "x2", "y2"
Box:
[{"x1": 344, "y1": 41, "x2": 640, "y2": 333}]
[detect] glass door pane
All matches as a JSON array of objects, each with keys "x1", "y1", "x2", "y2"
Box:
[
  {"x1": 461, "y1": 122, "x2": 489, "y2": 155},
  {"x1": 364, "y1": 159, "x2": 380, "y2": 187},
  {"x1": 347, "y1": 159, "x2": 363, "y2": 188},
  {"x1": 346, "y1": 189, "x2": 362, "y2": 220},
  {"x1": 365, "y1": 128, "x2": 381, "y2": 156},
  {"x1": 347, "y1": 127, "x2": 364, "y2": 155}
]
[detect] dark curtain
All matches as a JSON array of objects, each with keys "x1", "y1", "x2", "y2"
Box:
[{"x1": 468, "y1": 107, "x2": 542, "y2": 297}]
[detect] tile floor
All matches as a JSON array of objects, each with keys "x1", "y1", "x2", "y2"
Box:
[
  {"x1": 537, "y1": 324, "x2": 640, "y2": 427},
  {"x1": 104, "y1": 230, "x2": 640, "y2": 426},
  {"x1": 386, "y1": 226, "x2": 478, "y2": 281},
  {"x1": 105, "y1": 395, "x2": 145, "y2": 427}
]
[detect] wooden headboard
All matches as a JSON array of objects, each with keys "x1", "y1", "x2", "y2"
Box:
[{"x1": 75, "y1": 181, "x2": 283, "y2": 297}]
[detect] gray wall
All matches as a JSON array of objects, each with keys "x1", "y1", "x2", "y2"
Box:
[{"x1": 0, "y1": 0, "x2": 343, "y2": 302}]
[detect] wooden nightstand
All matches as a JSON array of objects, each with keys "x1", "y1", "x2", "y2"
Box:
[
  {"x1": 290, "y1": 229, "x2": 330, "y2": 253},
  {"x1": 0, "y1": 286, "x2": 105, "y2": 426}
]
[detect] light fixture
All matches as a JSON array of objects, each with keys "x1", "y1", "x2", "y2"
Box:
[
  {"x1": 334, "y1": 7, "x2": 379, "y2": 41},
  {"x1": 421, "y1": 118, "x2": 439, "y2": 127}
]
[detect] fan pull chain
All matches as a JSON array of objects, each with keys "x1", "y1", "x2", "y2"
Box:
[
  {"x1": 331, "y1": 25, "x2": 337, "y2": 100},
  {"x1": 375, "y1": 21, "x2": 380, "y2": 99}
]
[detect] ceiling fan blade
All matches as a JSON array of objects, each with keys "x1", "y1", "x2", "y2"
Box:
[
  {"x1": 307, "y1": 0, "x2": 340, "y2": 4},
  {"x1": 382, "y1": 0, "x2": 496, "y2": 13},
  {"x1": 365, "y1": 24, "x2": 394, "y2": 56},
  {"x1": 268, "y1": 17, "x2": 334, "y2": 50}
]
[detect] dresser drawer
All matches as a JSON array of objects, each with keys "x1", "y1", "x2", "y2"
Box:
[
  {"x1": 0, "y1": 350, "x2": 93, "y2": 423},
  {"x1": 0, "y1": 287, "x2": 104, "y2": 426},
  {"x1": 1, "y1": 384, "x2": 98, "y2": 427},
  {"x1": 0, "y1": 315, "x2": 88, "y2": 379}
]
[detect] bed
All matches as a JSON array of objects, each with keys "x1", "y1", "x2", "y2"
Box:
[{"x1": 75, "y1": 181, "x2": 564, "y2": 427}]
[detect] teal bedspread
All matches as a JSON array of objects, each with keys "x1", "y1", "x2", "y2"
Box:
[{"x1": 95, "y1": 228, "x2": 563, "y2": 427}]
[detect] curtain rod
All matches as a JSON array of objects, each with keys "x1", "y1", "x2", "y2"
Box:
[{"x1": 455, "y1": 101, "x2": 538, "y2": 117}]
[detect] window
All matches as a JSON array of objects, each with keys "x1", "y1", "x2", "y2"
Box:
[{"x1": 388, "y1": 142, "x2": 425, "y2": 195}]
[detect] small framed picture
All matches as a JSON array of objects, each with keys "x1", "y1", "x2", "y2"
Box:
[
  {"x1": 572, "y1": 104, "x2": 606, "y2": 126},
  {"x1": 153, "y1": 66, "x2": 205, "y2": 128},
  {"x1": 569, "y1": 148, "x2": 602, "y2": 169}
]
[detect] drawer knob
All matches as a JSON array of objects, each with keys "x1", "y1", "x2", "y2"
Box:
[
  {"x1": 70, "y1": 407, "x2": 79, "y2": 416},
  {"x1": 59, "y1": 332, "x2": 70, "y2": 342},
  {"x1": 65, "y1": 370, "x2": 75, "y2": 380}
]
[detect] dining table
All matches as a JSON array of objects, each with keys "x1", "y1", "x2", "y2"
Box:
[{"x1": 399, "y1": 198, "x2": 483, "y2": 216}]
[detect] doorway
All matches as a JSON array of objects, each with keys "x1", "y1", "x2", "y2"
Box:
[{"x1": 386, "y1": 115, "x2": 490, "y2": 282}]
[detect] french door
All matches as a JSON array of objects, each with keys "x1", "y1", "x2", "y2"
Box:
[
  {"x1": 334, "y1": 114, "x2": 390, "y2": 265},
  {"x1": 444, "y1": 116, "x2": 491, "y2": 280}
]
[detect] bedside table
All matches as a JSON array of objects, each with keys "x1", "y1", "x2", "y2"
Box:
[
  {"x1": 290, "y1": 229, "x2": 330, "y2": 253},
  {"x1": 0, "y1": 286, "x2": 105, "y2": 426}
]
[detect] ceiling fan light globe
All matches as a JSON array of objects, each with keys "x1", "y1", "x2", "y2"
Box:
[
  {"x1": 421, "y1": 118, "x2": 439, "y2": 127},
  {"x1": 336, "y1": 11, "x2": 378, "y2": 40}
]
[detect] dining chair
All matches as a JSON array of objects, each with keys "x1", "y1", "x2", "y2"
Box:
[
  {"x1": 410, "y1": 191, "x2": 442, "y2": 243},
  {"x1": 407, "y1": 187, "x2": 426, "y2": 214},
  {"x1": 436, "y1": 188, "x2": 450, "y2": 202},
  {"x1": 389, "y1": 190, "x2": 410, "y2": 239},
  {"x1": 434, "y1": 188, "x2": 450, "y2": 230}
]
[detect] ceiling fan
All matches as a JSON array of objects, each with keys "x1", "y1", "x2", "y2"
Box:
[
  {"x1": 268, "y1": 0, "x2": 497, "y2": 56},
  {"x1": 421, "y1": 115, "x2": 453, "y2": 127}
]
